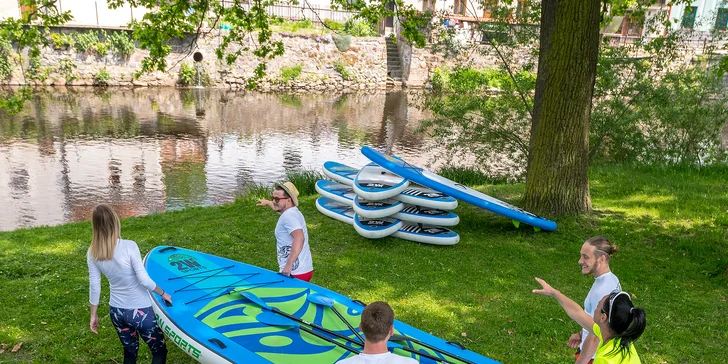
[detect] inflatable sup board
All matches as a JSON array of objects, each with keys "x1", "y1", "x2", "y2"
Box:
[
  {"x1": 392, "y1": 205, "x2": 460, "y2": 227},
  {"x1": 322, "y1": 161, "x2": 358, "y2": 186},
  {"x1": 352, "y1": 195, "x2": 404, "y2": 219},
  {"x1": 315, "y1": 180, "x2": 355, "y2": 205},
  {"x1": 361, "y1": 146, "x2": 557, "y2": 231},
  {"x1": 316, "y1": 197, "x2": 401, "y2": 239},
  {"x1": 145, "y1": 246, "x2": 498, "y2": 363},
  {"x1": 353, "y1": 163, "x2": 409, "y2": 201},
  {"x1": 392, "y1": 224, "x2": 461, "y2": 246}
]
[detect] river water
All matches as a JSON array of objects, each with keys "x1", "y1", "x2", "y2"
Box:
[{"x1": 0, "y1": 88, "x2": 442, "y2": 231}]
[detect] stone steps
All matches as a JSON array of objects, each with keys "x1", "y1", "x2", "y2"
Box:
[{"x1": 385, "y1": 37, "x2": 402, "y2": 81}]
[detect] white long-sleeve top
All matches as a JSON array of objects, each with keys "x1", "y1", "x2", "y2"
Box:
[{"x1": 87, "y1": 239, "x2": 157, "y2": 309}]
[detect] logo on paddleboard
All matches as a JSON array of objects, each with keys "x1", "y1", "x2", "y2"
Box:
[{"x1": 168, "y1": 254, "x2": 206, "y2": 273}]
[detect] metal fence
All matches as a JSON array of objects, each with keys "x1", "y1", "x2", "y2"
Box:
[{"x1": 222, "y1": 1, "x2": 358, "y2": 24}]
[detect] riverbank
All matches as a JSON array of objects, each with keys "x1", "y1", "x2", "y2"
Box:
[{"x1": 0, "y1": 164, "x2": 725, "y2": 363}]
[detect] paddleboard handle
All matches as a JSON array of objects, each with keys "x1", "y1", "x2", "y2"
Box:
[
  {"x1": 159, "y1": 246, "x2": 177, "y2": 253},
  {"x1": 447, "y1": 341, "x2": 466, "y2": 350},
  {"x1": 208, "y1": 338, "x2": 226, "y2": 349},
  {"x1": 164, "y1": 300, "x2": 173, "y2": 307},
  {"x1": 352, "y1": 299, "x2": 367, "y2": 307}
]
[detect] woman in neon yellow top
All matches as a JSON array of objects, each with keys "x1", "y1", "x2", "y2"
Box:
[{"x1": 533, "y1": 278, "x2": 646, "y2": 363}]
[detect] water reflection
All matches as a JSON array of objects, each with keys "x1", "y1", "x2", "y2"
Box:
[{"x1": 0, "y1": 88, "x2": 435, "y2": 231}]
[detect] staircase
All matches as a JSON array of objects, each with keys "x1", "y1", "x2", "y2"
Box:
[{"x1": 385, "y1": 37, "x2": 402, "y2": 82}]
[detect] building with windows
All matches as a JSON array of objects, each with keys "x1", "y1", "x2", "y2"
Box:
[{"x1": 669, "y1": 0, "x2": 728, "y2": 33}]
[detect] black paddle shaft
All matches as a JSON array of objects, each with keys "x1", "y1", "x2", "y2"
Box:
[
  {"x1": 298, "y1": 325, "x2": 360, "y2": 355},
  {"x1": 271, "y1": 307, "x2": 364, "y2": 347},
  {"x1": 330, "y1": 306, "x2": 366, "y2": 345},
  {"x1": 390, "y1": 334, "x2": 475, "y2": 364}
]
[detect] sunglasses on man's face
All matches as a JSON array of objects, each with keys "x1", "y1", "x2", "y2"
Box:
[{"x1": 271, "y1": 196, "x2": 290, "y2": 203}]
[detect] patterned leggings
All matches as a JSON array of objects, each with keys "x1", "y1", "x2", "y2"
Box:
[{"x1": 110, "y1": 306, "x2": 167, "y2": 364}]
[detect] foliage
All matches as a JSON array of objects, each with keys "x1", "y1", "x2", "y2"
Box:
[
  {"x1": 0, "y1": 38, "x2": 13, "y2": 80},
  {"x1": 0, "y1": 0, "x2": 72, "y2": 113},
  {"x1": 108, "y1": 31, "x2": 136, "y2": 58},
  {"x1": 331, "y1": 33, "x2": 352, "y2": 51},
  {"x1": 57, "y1": 57, "x2": 78, "y2": 83},
  {"x1": 590, "y1": 31, "x2": 728, "y2": 166},
  {"x1": 94, "y1": 67, "x2": 111, "y2": 86},
  {"x1": 333, "y1": 59, "x2": 351, "y2": 80},
  {"x1": 0, "y1": 164, "x2": 726, "y2": 362},
  {"x1": 73, "y1": 31, "x2": 99, "y2": 53},
  {"x1": 25, "y1": 50, "x2": 48, "y2": 82},
  {"x1": 323, "y1": 19, "x2": 343, "y2": 31},
  {"x1": 421, "y1": 67, "x2": 535, "y2": 180},
  {"x1": 341, "y1": 18, "x2": 377, "y2": 37},
  {"x1": 275, "y1": 18, "x2": 314, "y2": 33},
  {"x1": 178, "y1": 62, "x2": 196, "y2": 86},
  {"x1": 437, "y1": 166, "x2": 509, "y2": 185},
  {"x1": 284, "y1": 168, "x2": 323, "y2": 196},
  {"x1": 50, "y1": 32, "x2": 74, "y2": 50},
  {"x1": 279, "y1": 64, "x2": 303, "y2": 83}
]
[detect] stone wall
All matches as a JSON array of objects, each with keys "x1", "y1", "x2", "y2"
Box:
[{"x1": 1, "y1": 28, "x2": 390, "y2": 91}]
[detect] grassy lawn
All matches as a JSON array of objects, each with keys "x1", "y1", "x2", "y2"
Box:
[{"x1": 0, "y1": 164, "x2": 726, "y2": 363}]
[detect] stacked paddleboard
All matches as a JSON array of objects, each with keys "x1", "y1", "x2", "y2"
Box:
[{"x1": 316, "y1": 160, "x2": 462, "y2": 246}]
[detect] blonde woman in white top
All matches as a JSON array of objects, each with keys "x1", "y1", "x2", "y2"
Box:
[{"x1": 87, "y1": 204, "x2": 172, "y2": 364}]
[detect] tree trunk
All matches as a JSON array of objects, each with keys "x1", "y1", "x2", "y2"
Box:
[{"x1": 524, "y1": 0, "x2": 600, "y2": 216}]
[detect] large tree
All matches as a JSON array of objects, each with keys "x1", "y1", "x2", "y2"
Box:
[{"x1": 523, "y1": 0, "x2": 601, "y2": 215}]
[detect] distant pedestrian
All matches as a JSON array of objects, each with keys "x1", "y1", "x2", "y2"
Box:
[{"x1": 87, "y1": 204, "x2": 171, "y2": 364}]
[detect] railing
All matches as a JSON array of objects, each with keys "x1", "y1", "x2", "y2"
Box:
[{"x1": 222, "y1": 1, "x2": 358, "y2": 24}]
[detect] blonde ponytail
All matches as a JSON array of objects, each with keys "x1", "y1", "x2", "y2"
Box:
[{"x1": 89, "y1": 204, "x2": 120, "y2": 261}]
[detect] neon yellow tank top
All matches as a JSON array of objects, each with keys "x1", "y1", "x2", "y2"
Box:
[{"x1": 592, "y1": 323, "x2": 641, "y2": 364}]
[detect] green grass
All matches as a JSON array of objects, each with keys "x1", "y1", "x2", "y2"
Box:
[
  {"x1": 0, "y1": 164, "x2": 726, "y2": 363},
  {"x1": 437, "y1": 166, "x2": 509, "y2": 185}
]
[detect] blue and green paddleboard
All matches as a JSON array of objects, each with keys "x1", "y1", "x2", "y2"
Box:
[{"x1": 144, "y1": 246, "x2": 499, "y2": 363}]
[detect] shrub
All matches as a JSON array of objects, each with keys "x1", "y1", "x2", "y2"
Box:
[
  {"x1": 51, "y1": 33, "x2": 74, "y2": 50},
  {"x1": 279, "y1": 64, "x2": 303, "y2": 82},
  {"x1": 332, "y1": 34, "x2": 352, "y2": 51},
  {"x1": 178, "y1": 62, "x2": 195, "y2": 85},
  {"x1": 94, "y1": 67, "x2": 111, "y2": 86},
  {"x1": 342, "y1": 19, "x2": 377, "y2": 37},
  {"x1": 323, "y1": 19, "x2": 343, "y2": 31},
  {"x1": 284, "y1": 169, "x2": 322, "y2": 196},
  {"x1": 92, "y1": 42, "x2": 109, "y2": 57},
  {"x1": 0, "y1": 39, "x2": 13, "y2": 80},
  {"x1": 74, "y1": 31, "x2": 99, "y2": 53},
  {"x1": 57, "y1": 57, "x2": 78, "y2": 83},
  {"x1": 108, "y1": 31, "x2": 135, "y2": 58},
  {"x1": 333, "y1": 60, "x2": 351, "y2": 80}
]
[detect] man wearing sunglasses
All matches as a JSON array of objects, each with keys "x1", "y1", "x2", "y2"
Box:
[
  {"x1": 573, "y1": 236, "x2": 622, "y2": 364},
  {"x1": 256, "y1": 181, "x2": 314, "y2": 282}
]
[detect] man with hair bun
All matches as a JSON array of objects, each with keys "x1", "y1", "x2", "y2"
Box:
[
  {"x1": 572, "y1": 236, "x2": 622, "y2": 363},
  {"x1": 337, "y1": 301, "x2": 417, "y2": 363}
]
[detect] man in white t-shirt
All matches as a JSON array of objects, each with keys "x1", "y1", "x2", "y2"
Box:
[
  {"x1": 257, "y1": 181, "x2": 314, "y2": 281},
  {"x1": 337, "y1": 301, "x2": 417, "y2": 364},
  {"x1": 572, "y1": 236, "x2": 621, "y2": 364}
]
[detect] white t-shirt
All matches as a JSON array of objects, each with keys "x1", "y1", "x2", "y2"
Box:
[
  {"x1": 337, "y1": 352, "x2": 418, "y2": 364},
  {"x1": 581, "y1": 271, "x2": 621, "y2": 350},
  {"x1": 87, "y1": 239, "x2": 157, "y2": 309},
  {"x1": 275, "y1": 207, "x2": 313, "y2": 275}
]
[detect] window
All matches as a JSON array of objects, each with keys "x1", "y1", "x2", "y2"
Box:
[
  {"x1": 716, "y1": 8, "x2": 728, "y2": 30},
  {"x1": 682, "y1": 6, "x2": 697, "y2": 29},
  {"x1": 622, "y1": 12, "x2": 643, "y2": 36},
  {"x1": 423, "y1": 0, "x2": 436, "y2": 12},
  {"x1": 483, "y1": 0, "x2": 498, "y2": 19},
  {"x1": 454, "y1": 0, "x2": 467, "y2": 15},
  {"x1": 515, "y1": 0, "x2": 528, "y2": 20}
]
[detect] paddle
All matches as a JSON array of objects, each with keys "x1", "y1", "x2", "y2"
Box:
[
  {"x1": 238, "y1": 291, "x2": 361, "y2": 346},
  {"x1": 390, "y1": 334, "x2": 474, "y2": 364},
  {"x1": 305, "y1": 292, "x2": 472, "y2": 364},
  {"x1": 306, "y1": 293, "x2": 366, "y2": 345},
  {"x1": 256, "y1": 312, "x2": 360, "y2": 354},
  {"x1": 257, "y1": 311, "x2": 452, "y2": 363}
]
